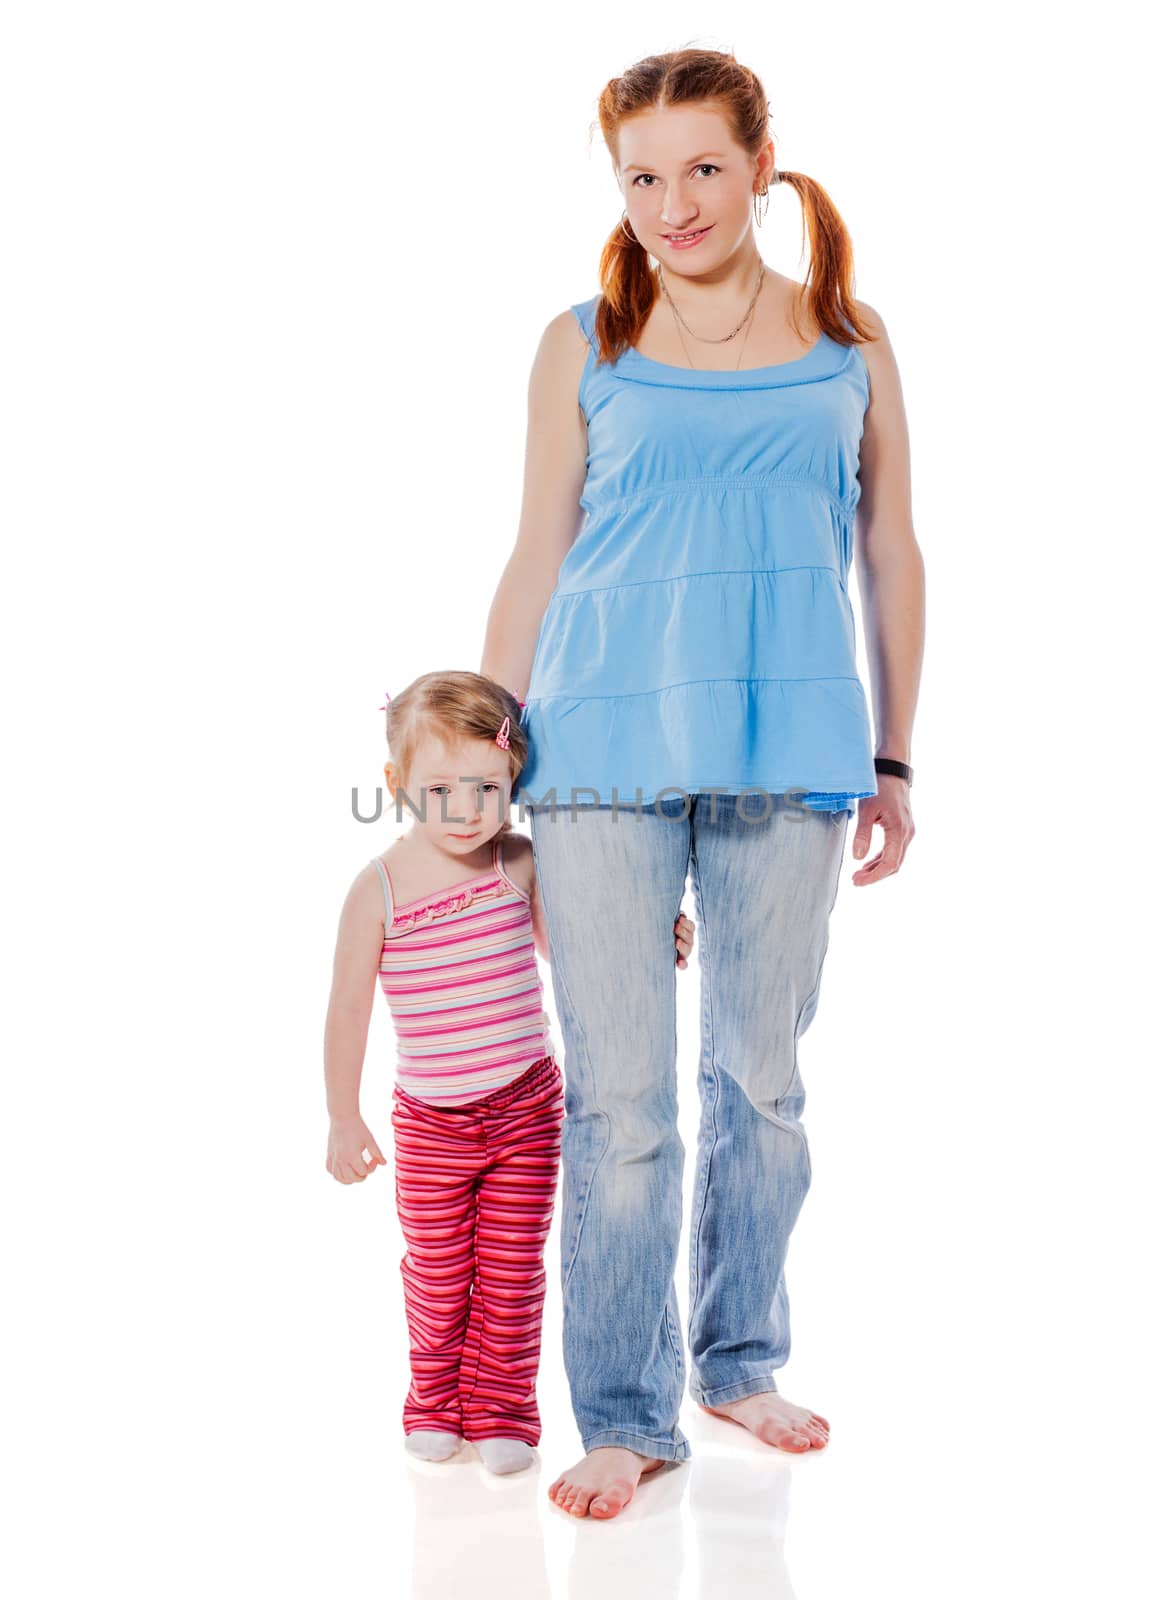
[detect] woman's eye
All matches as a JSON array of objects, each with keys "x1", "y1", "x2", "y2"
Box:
[{"x1": 633, "y1": 164, "x2": 719, "y2": 187}]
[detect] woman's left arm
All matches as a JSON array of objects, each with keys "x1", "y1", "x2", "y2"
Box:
[{"x1": 852, "y1": 303, "x2": 926, "y2": 885}]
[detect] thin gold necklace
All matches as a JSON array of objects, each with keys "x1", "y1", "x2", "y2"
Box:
[
  {"x1": 674, "y1": 294, "x2": 758, "y2": 371},
  {"x1": 658, "y1": 259, "x2": 766, "y2": 371}
]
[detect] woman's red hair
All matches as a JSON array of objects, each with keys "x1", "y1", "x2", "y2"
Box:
[{"x1": 590, "y1": 47, "x2": 875, "y2": 366}]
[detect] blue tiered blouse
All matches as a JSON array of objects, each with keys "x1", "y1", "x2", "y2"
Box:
[{"x1": 515, "y1": 292, "x2": 878, "y2": 814}]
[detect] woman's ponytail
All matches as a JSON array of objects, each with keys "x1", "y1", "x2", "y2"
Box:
[
  {"x1": 779, "y1": 171, "x2": 874, "y2": 344},
  {"x1": 593, "y1": 214, "x2": 658, "y2": 367}
]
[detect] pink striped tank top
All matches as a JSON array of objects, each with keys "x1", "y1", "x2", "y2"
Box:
[{"x1": 372, "y1": 835, "x2": 556, "y2": 1105}]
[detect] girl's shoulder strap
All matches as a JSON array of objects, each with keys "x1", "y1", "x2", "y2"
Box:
[
  {"x1": 492, "y1": 832, "x2": 530, "y2": 905},
  {"x1": 371, "y1": 855, "x2": 394, "y2": 935}
]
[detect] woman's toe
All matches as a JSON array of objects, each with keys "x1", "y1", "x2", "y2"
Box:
[{"x1": 590, "y1": 1483, "x2": 630, "y2": 1518}]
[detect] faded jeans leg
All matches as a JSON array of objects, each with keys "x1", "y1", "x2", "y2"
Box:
[
  {"x1": 528, "y1": 797, "x2": 693, "y2": 1462},
  {"x1": 686, "y1": 797, "x2": 850, "y2": 1406}
]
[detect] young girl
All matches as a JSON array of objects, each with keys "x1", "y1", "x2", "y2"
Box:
[{"x1": 323, "y1": 670, "x2": 695, "y2": 1477}]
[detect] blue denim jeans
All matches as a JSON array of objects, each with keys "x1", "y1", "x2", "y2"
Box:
[{"x1": 527, "y1": 792, "x2": 850, "y2": 1461}]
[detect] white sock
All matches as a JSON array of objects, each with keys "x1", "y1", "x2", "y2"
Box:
[
  {"x1": 404, "y1": 1430, "x2": 462, "y2": 1462},
  {"x1": 477, "y1": 1437, "x2": 535, "y2": 1476}
]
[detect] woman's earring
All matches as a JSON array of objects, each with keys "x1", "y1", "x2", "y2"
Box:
[
  {"x1": 753, "y1": 185, "x2": 769, "y2": 227},
  {"x1": 620, "y1": 210, "x2": 640, "y2": 245}
]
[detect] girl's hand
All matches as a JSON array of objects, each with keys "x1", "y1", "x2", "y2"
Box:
[
  {"x1": 675, "y1": 912, "x2": 696, "y2": 970},
  {"x1": 327, "y1": 1115, "x2": 387, "y2": 1184}
]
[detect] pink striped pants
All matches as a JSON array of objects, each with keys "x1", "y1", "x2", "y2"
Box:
[{"x1": 390, "y1": 1055, "x2": 564, "y2": 1445}]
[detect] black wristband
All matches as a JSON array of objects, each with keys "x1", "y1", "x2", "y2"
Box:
[{"x1": 874, "y1": 757, "x2": 913, "y2": 785}]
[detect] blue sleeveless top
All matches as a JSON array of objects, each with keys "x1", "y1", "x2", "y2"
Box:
[{"x1": 515, "y1": 291, "x2": 878, "y2": 813}]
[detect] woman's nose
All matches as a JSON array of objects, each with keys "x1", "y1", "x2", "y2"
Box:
[{"x1": 660, "y1": 189, "x2": 698, "y2": 227}]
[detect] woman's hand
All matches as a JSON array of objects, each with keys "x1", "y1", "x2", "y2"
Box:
[
  {"x1": 675, "y1": 912, "x2": 696, "y2": 969},
  {"x1": 327, "y1": 1115, "x2": 387, "y2": 1184},
  {"x1": 850, "y1": 776, "x2": 915, "y2": 886}
]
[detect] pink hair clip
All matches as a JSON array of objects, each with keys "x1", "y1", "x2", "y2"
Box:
[
  {"x1": 379, "y1": 692, "x2": 391, "y2": 709},
  {"x1": 495, "y1": 715, "x2": 511, "y2": 751}
]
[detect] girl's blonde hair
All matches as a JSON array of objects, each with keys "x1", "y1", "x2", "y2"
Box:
[{"x1": 384, "y1": 671, "x2": 527, "y2": 834}]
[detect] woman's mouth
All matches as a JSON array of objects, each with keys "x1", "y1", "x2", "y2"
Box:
[{"x1": 662, "y1": 224, "x2": 713, "y2": 249}]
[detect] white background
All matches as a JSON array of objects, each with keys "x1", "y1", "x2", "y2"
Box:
[{"x1": 3, "y1": 3, "x2": 1151, "y2": 1596}]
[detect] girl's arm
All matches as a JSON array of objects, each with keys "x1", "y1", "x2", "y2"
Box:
[
  {"x1": 323, "y1": 866, "x2": 388, "y2": 1180},
  {"x1": 479, "y1": 310, "x2": 589, "y2": 697},
  {"x1": 529, "y1": 866, "x2": 551, "y2": 965},
  {"x1": 852, "y1": 303, "x2": 926, "y2": 885}
]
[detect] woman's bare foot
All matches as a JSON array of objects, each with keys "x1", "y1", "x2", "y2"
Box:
[
  {"x1": 700, "y1": 1392, "x2": 830, "y2": 1452},
  {"x1": 547, "y1": 1447, "x2": 667, "y2": 1519}
]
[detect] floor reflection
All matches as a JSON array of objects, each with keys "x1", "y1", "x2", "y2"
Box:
[
  {"x1": 562, "y1": 1458, "x2": 689, "y2": 1598},
  {"x1": 406, "y1": 1444, "x2": 552, "y2": 1600},
  {"x1": 403, "y1": 1427, "x2": 797, "y2": 1600},
  {"x1": 689, "y1": 1448, "x2": 796, "y2": 1600}
]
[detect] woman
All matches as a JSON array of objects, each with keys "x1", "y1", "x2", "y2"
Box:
[{"x1": 480, "y1": 47, "x2": 924, "y2": 1521}]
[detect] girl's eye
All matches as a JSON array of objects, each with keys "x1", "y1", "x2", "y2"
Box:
[{"x1": 633, "y1": 163, "x2": 719, "y2": 187}]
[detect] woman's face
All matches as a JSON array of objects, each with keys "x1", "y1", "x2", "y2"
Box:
[{"x1": 615, "y1": 104, "x2": 771, "y2": 274}]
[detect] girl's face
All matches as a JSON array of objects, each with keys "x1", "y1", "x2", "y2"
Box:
[
  {"x1": 387, "y1": 729, "x2": 514, "y2": 853},
  {"x1": 615, "y1": 104, "x2": 772, "y2": 276}
]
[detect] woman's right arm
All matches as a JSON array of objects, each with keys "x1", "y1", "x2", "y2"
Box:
[{"x1": 479, "y1": 310, "x2": 590, "y2": 697}]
